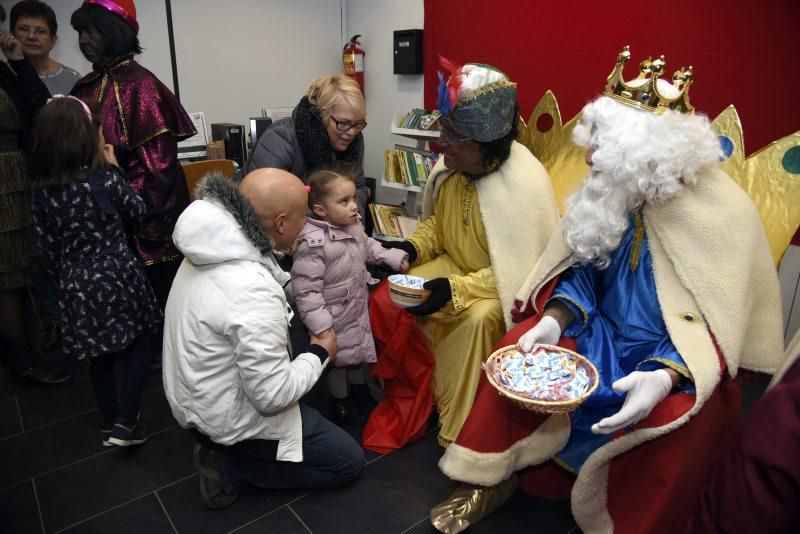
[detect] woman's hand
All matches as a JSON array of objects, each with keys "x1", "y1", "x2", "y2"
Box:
[
  {"x1": 0, "y1": 29, "x2": 24, "y2": 61},
  {"x1": 103, "y1": 144, "x2": 119, "y2": 167},
  {"x1": 399, "y1": 258, "x2": 410, "y2": 273}
]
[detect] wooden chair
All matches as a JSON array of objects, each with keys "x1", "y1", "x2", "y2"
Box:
[{"x1": 182, "y1": 159, "x2": 236, "y2": 201}]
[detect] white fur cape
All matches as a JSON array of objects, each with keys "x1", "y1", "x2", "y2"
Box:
[
  {"x1": 439, "y1": 167, "x2": 785, "y2": 532},
  {"x1": 421, "y1": 141, "x2": 559, "y2": 328}
]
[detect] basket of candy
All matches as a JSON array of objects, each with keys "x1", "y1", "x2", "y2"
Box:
[{"x1": 484, "y1": 344, "x2": 599, "y2": 414}]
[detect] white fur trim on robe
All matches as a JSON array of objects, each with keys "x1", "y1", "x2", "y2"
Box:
[
  {"x1": 421, "y1": 141, "x2": 559, "y2": 328},
  {"x1": 444, "y1": 167, "x2": 784, "y2": 533}
]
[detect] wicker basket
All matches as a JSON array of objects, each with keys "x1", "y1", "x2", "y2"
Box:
[{"x1": 484, "y1": 344, "x2": 599, "y2": 415}]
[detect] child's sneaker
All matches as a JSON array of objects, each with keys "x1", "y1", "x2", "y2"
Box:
[
  {"x1": 101, "y1": 425, "x2": 115, "y2": 447},
  {"x1": 330, "y1": 396, "x2": 361, "y2": 425},
  {"x1": 350, "y1": 384, "x2": 377, "y2": 424},
  {"x1": 106, "y1": 421, "x2": 148, "y2": 446}
]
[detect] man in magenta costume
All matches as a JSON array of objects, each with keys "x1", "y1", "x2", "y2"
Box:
[{"x1": 70, "y1": 0, "x2": 195, "y2": 337}]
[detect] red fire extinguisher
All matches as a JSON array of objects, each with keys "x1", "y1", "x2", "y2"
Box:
[{"x1": 343, "y1": 34, "x2": 365, "y2": 96}]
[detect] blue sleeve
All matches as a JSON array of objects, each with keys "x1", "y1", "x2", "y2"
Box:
[
  {"x1": 637, "y1": 338, "x2": 695, "y2": 393},
  {"x1": 547, "y1": 264, "x2": 597, "y2": 337}
]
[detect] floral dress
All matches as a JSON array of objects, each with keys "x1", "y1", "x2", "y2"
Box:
[{"x1": 32, "y1": 168, "x2": 162, "y2": 358}]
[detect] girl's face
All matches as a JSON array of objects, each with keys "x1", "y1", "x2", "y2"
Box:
[{"x1": 313, "y1": 178, "x2": 358, "y2": 227}]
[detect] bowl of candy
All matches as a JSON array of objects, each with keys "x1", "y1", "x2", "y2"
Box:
[
  {"x1": 387, "y1": 274, "x2": 431, "y2": 308},
  {"x1": 484, "y1": 344, "x2": 599, "y2": 414}
]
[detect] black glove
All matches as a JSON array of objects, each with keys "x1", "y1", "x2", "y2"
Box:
[
  {"x1": 381, "y1": 240, "x2": 417, "y2": 264},
  {"x1": 407, "y1": 277, "x2": 452, "y2": 316}
]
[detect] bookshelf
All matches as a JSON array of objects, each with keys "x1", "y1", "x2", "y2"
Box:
[{"x1": 372, "y1": 111, "x2": 440, "y2": 242}]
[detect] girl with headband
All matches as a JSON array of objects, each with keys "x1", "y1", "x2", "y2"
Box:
[{"x1": 29, "y1": 96, "x2": 161, "y2": 447}]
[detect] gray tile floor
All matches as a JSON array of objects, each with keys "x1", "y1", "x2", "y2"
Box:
[{"x1": 0, "y1": 351, "x2": 768, "y2": 534}]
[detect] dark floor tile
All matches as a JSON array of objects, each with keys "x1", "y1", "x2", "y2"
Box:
[
  {"x1": 0, "y1": 389, "x2": 176, "y2": 490},
  {"x1": 157, "y1": 474, "x2": 304, "y2": 534},
  {"x1": 17, "y1": 368, "x2": 163, "y2": 431},
  {"x1": 0, "y1": 364, "x2": 37, "y2": 401},
  {"x1": 35, "y1": 425, "x2": 195, "y2": 532},
  {"x1": 0, "y1": 397, "x2": 22, "y2": 440},
  {"x1": 470, "y1": 490, "x2": 575, "y2": 533},
  {"x1": 235, "y1": 505, "x2": 310, "y2": 533},
  {"x1": 291, "y1": 431, "x2": 457, "y2": 533},
  {"x1": 0, "y1": 479, "x2": 42, "y2": 534},
  {"x1": 58, "y1": 493, "x2": 174, "y2": 534}
]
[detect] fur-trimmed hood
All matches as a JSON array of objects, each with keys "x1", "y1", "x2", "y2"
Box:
[{"x1": 173, "y1": 173, "x2": 285, "y2": 283}]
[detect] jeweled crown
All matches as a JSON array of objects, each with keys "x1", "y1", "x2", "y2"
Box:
[{"x1": 604, "y1": 45, "x2": 694, "y2": 114}]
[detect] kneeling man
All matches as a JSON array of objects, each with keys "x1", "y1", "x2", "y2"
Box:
[{"x1": 163, "y1": 169, "x2": 364, "y2": 509}]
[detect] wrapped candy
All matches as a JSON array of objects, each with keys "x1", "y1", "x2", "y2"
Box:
[{"x1": 495, "y1": 348, "x2": 592, "y2": 401}]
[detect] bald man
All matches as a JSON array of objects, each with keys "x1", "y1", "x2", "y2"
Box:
[{"x1": 163, "y1": 169, "x2": 364, "y2": 510}]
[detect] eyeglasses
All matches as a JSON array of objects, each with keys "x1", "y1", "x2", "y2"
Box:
[
  {"x1": 14, "y1": 25, "x2": 51, "y2": 39},
  {"x1": 329, "y1": 116, "x2": 367, "y2": 132},
  {"x1": 439, "y1": 126, "x2": 472, "y2": 145}
]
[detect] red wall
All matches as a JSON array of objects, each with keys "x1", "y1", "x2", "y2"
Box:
[{"x1": 423, "y1": 0, "x2": 800, "y2": 155}]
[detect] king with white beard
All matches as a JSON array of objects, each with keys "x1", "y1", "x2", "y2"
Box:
[{"x1": 431, "y1": 47, "x2": 785, "y2": 534}]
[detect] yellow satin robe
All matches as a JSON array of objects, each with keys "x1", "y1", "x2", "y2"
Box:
[{"x1": 407, "y1": 172, "x2": 505, "y2": 446}]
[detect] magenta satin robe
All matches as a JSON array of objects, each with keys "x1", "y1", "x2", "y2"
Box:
[{"x1": 71, "y1": 55, "x2": 196, "y2": 265}]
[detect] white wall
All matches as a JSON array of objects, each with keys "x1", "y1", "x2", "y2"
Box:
[
  {"x1": 345, "y1": 0, "x2": 425, "y2": 203},
  {"x1": 1, "y1": 0, "x2": 174, "y2": 91},
  {"x1": 4, "y1": 0, "x2": 343, "y2": 129}
]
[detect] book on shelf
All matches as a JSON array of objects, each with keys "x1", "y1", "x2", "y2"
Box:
[
  {"x1": 383, "y1": 145, "x2": 439, "y2": 187},
  {"x1": 395, "y1": 108, "x2": 441, "y2": 131},
  {"x1": 369, "y1": 203, "x2": 420, "y2": 239}
]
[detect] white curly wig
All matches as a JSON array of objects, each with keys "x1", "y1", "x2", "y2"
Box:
[{"x1": 564, "y1": 80, "x2": 721, "y2": 269}]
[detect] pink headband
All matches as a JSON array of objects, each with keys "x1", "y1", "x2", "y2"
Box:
[
  {"x1": 304, "y1": 185, "x2": 312, "y2": 192},
  {"x1": 48, "y1": 95, "x2": 93, "y2": 122}
]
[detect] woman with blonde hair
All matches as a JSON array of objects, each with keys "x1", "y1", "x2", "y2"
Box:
[{"x1": 244, "y1": 74, "x2": 368, "y2": 215}]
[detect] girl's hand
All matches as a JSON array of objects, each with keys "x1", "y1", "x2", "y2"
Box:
[
  {"x1": 0, "y1": 29, "x2": 24, "y2": 61},
  {"x1": 399, "y1": 258, "x2": 409, "y2": 273},
  {"x1": 103, "y1": 144, "x2": 119, "y2": 166}
]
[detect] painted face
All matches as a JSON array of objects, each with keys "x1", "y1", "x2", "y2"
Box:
[
  {"x1": 324, "y1": 102, "x2": 366, "y2": 152},
  {"x1": 78, "y1": 27, "x2": 110, "y2": 66},
  {"x1": 314, "y1": 178, "x2": 358, "y2": 227},
  {"x1": 13, "y1": 16, "x2": 55, "y2": 60},
  {"x1": 437, "y1": 123, "x2": 484, "y2": 175}
]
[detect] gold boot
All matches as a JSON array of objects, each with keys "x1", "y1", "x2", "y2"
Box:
[{"x1": 430, "y1": 475, "x2": 518, "y2": 533}]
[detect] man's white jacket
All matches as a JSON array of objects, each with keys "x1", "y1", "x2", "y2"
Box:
[{"x1": 163, "y1": 174, "x2": 325, "y2": 462}]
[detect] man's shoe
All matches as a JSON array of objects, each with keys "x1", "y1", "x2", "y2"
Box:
[
  {"x1": 194, "y1": 444, "x2": 239, "y2": 510},
  {"x1": 430, "y1": 475, "x2": 518, "y2": 533},
  {"x1": 14, "y1": 363, "x2": 73, "y2": 386},
  {"x1": 106, "y1": 421, "x2": 148, "y2": 446}
]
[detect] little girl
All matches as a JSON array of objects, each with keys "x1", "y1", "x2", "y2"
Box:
[
  {"x1": 292, "y1": 170, "x2": 408, "y2": 423},
  {"x1": 29, "y1": 96, "x2": 161, "y2": 446}
]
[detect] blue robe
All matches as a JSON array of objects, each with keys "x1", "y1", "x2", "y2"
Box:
[{"x1": 550, "y1": 216, "x2": 694, "y2": 471}]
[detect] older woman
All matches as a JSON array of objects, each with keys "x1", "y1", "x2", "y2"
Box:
[
  {"x1": 244, "y1": 74, "x2": 368, "y2": 216},
  {"x1": 11, "y1": 0, "x2": 82, "y2": 95}
]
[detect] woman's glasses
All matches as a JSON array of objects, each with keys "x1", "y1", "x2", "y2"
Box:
[
  {"x1": 14, "y1": 25, "x2": 51, "y2": 39},
  {"x1": 330, "y1": 116, "x2": 367, "y2": 133}
]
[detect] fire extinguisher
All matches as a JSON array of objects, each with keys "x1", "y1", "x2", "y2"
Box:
[{"x1": 343, "y1": 34, "x2": 365, "y2": 96}]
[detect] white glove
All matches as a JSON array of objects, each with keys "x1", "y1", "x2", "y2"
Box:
[
  {"x1": 517, "y1": 316, "x2": 562, "y2": 353},
  {"x1": 591, "y1": 369, "x2": 673, "y2": 435}
]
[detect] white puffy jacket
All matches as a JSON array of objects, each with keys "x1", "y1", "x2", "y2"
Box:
[{"x1": 162, "y1": 174, "x2": 325, "y2": 462}]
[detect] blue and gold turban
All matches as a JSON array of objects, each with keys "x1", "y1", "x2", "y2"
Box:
[{"x1": 437, "y1": 59, "x2": 517, "y2": 143}]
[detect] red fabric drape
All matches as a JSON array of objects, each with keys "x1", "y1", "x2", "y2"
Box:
[{"x1": 423, "y1": 0, "x2": 800, "y2": 155}]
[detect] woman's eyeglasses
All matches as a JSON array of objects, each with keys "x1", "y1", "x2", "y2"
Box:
[
  {"x1": 330, "y1": 116, "x2": 367, "y2": 133},
  {"x1": 14, "y1": 25, "x2": 51, "y2": 39}
]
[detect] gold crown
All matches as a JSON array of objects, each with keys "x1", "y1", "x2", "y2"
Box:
[{"x1": 604, "y1": 45, "x2": 694, "y2": 114}]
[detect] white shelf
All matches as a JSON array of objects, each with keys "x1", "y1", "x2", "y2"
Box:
[
  {"x1": 381, "y1": 177, "x2": 422, "y2": 193},
  {"x1": 390, "y1": 126, "x2": 441, "y2": 139}
]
